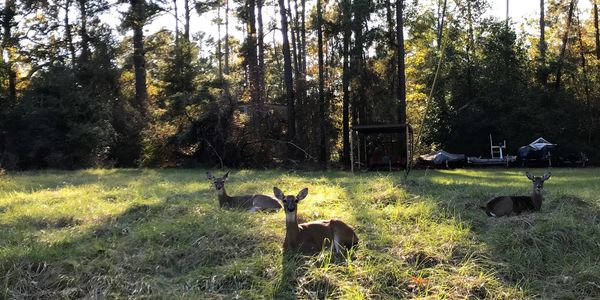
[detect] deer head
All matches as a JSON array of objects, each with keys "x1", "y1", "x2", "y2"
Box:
[
  {"x1": 273, "y1": 187, "x2": 308, "y2": 213},
  {"x1": 526, "y1": 171, "x2": 551, "y2": 194},
  {"x1": 207, "y1": 171, "x2": 229, "y2": 191}
]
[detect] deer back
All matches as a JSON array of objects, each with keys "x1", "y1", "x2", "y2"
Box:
[
  {"x1": 486, "y1": 196, "x2": 514, "y2": 217},
  {"x1": 250, "y1": 194, "x2": 283, "y2": 211},
  {"x1": 291, "y1": 219, "x2": 359, "y2": 253},
  {"x1": 228, "y1": 195, "x2": 255, "y2": 209}
]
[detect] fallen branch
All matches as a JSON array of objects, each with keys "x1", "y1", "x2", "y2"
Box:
[
  {"x1": 265, "y1": 139, "x2": 317, "y2": 162},
  {"x1": 201, "y1": 139, "x2": 224, "y2": 170}
]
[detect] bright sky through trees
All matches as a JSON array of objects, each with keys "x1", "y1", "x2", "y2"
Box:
[{"x1": 140, "y1": 0, "x2": 593, "y2": 42}]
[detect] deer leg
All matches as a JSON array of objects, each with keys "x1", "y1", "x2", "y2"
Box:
[{"x1": 333, "y1": 235, "x2": 341, "y2": 254}]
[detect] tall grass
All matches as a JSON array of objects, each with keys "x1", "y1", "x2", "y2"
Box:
[{"x1": 1, "y1": 168, "x2": 599, "y2": 298}]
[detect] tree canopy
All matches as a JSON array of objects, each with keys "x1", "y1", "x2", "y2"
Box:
[{"x1": 1, "y1": 0, "x2": 599, "y2": 169}]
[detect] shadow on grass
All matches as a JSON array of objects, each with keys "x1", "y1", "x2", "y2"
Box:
[
  {"x1": 0, "y1": 195, "x2": 272, "y2": 298},
  {"x1": 396, "y1": 169, "x2": 600, "y2": 298}
]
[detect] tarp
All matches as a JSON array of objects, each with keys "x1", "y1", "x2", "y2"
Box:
[
  {"x1": 519, "y1": 137, "x2": 556, "y2": 159},
  {"x1": 419, "y1": 150, "x2": 466, "y2": 165}
]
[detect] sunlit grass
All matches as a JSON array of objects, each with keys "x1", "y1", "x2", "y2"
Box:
[{"x1": 1, "y1": 168, "x2": 599, "y2": 298}]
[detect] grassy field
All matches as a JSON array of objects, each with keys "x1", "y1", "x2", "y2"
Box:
[{"x1": 1, "y1": 168, "x2": 600, "y2": 299}]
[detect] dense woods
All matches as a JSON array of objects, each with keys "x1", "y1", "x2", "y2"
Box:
[{"x1": 1, "y1": 0, "x2": 600, "y2": 169}]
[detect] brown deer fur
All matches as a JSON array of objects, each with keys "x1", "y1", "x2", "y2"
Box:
[
  {"x1": 274, "y1": 187, "x2": 359, "y2": 254},
  {"x1": 484, "y1": 172, "x2": 551, "y2": 217},
  {"x1": 207, "y1": 172, "x2": 282, "y2": 212}
]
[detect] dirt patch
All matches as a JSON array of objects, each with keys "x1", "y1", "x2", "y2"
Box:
[
  {"x1": 405, "y1": 251, "x2": 441, "y2": 269},
  {"x1": 372, "y1": 191, "x2": 398, "y2": 207},
  {"x1": 559, "y1": 194, "x2": 589, "y2": 207},
  {"x1": 33, "y1": 216, "x2": 82, "y2": 229},
  {"x1": 166, "y1": 193, "x2": 193, "y2": 201}
]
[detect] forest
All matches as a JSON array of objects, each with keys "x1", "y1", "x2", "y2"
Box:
[{"x1": 0, "y1": 0, "x2": 599, "y2": 169}]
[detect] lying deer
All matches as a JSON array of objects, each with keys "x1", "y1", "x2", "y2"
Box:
[
  {"x1": 484, "y1": 172, "x2": 551, "y2": 217},
  {"x1": 207, "y1": 172, "x2": 282, "y2": 212},
  {"x1": 273, "y1": 187, "x2": 359, "y2": 254}
]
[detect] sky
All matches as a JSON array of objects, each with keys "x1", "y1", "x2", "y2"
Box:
[{"x1": 141, "y1": 0, "x2": 593, "y2": 42}]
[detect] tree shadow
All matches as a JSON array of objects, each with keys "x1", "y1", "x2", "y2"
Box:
[
  {"x1": 0, "y1": 196, "x2": 272, "y2": 298},
  {"x1": 396, "y1": 169, "x2": 600, "y2": 298}
]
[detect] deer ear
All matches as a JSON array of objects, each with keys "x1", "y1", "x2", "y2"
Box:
[
  {"x1": 273, "y1": 187, "x2": 285, "y2": 200},
  {"x1": 207, "y1": 172, "x2": 214, "y2": 180},
  {"x1": 542, "y1": 172, "x2": 552, "y2": 181},
  {"x1": 223, "y1": 172, "x2": 229, "y2": 181},
  {"x1": 526, "y1": 172, "x2": 534, "y2": 181},
  {"x1": 297, "y1": 188, "x2": 308, "y2": 201}
]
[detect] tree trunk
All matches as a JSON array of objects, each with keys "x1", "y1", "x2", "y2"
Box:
[
  {"x1": 298, "y1": 0, "x2": 306, "y2": 110},
  {"x1": 385, "y1": 0, "x2": 396, "y2": 97},
  {"x1": 78, "y1": 0, "x2": 90, "y2": 64},
  {"x1": 257, "y1": 0, "x2": 265, "y2": 101},
  {"x1": 539, "y1": 0, "x2": 546, "y2": 62},
  {"x1": 273, "y1": 9, "x2": 284, "y2": 94},
  {"x1": 555, "y1": 0, "x2": 575, "y2": 91},
  {"x1": 217, "y1": 5, "x2": 223, "y2": 81},
  {"x1": 173, "y1": 0, "x2": 179, "y2": 48},
  {"x1": 594, "y1": 0, "x2": 599, "y2": 59},
  {"x1": 538, "y1": 0, "x2": 547, "y2": 85},
  {"x1": 317, "y1": 0, "x2": 326, "y2": 163},
  {"x1": 396, "y1": 0, "x2": 406, "y2": 124},
  {"x1": 184, "y1": 0, "x2": 191, "y2": 42},
  {"x1": 352, "y1": 0, "x2": 366, "y2": 124},
  {"x1": 466, "y1": 0, "x2": 472, "y2": 103},
  {"x1": 224, "y1": 0, "x2": 230, "y2": 74},
  {"x1": 437, "y1": 0, "x2": 447, "y2": 48},
  {"x1": 247, "y1": 0, "x2": 261, "y2": 104},
  {"x1": 131, "y1": 0, "x2": 149, "y2": 118},
  {"x1": 2, "y1": 0, "x2": 17, "y2": 104},
  {"x1": 576, "y1": 13, "x2": 593, "y2": 143},
  {"x1": 288, "y1": 0, "x2": 299, "y2": 78},
  {"x1": 64, "y1": 0, "x2": 76, "y2": 64},
  {"x1": 506, "y1": 0, "x2": 509, "y2": 27},
  {"x1": 341, "y1": 0, "x2": 351, "y2": 165},
  {"x1": 278, "y1": 0, "x2": 296, "y2": 146}
]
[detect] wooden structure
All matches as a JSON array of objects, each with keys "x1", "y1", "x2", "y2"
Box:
[{"x1": 350, "y1": 124, "x2": 413, "y2": 172}]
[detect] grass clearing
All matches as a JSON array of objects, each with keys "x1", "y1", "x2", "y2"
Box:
[{"x1": 1, "y1": 168, "x2": 600, "y2": 298}]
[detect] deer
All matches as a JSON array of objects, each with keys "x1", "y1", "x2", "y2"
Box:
[
  {"x1": 273, "y1": 187, "x2": 359, "y2": 254},
  {"x1": 483, "y1": 172, "x2": 551, "y2": 217},
  {"x1": 207, "y1": 172, "x2": 282, "y2": 212}
]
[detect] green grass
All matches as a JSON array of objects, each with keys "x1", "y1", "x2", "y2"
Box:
[{"x1": 1, "y1": 168, "x2": 600, "y2": 299}]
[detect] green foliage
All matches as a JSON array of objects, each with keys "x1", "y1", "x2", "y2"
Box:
[{"x1": 5, "y1": 64, "x2": 115, "y2": 169}]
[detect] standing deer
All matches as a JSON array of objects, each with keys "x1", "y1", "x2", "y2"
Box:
[
  {"x1": 484, "y1": 172, "x2": 551, "y2": 217},
  {"x1": 273, "y1": 187, "x2": 359, "y2": 254},
  {"x1": 207, "y1": 172, "x2": 282, "y2": 212}
]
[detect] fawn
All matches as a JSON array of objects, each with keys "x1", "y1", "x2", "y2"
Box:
[
  {"x1": 207, "y1": 172, "x2": 282, "y2": 212},
  {"x1": 273, "y1": 187, "x2": 359, "y2": 254},
  {"x1": 484, "y1": 172, "x2": 551, "y2": 217}
]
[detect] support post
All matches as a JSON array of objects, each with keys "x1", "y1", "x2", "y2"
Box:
[{"x1": 350, "y1": 130, "x2": 354, "y2": 173}]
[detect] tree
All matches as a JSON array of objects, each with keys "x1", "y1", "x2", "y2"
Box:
[
  {"x1": 317, "y1": 0, "x2": 326, "y2": 162},
  {"x1": 127, "y1": 0, "x2": 150, "y2": 118},
  {"x1": 538, "y1": 0, "x2": 548, "y2": 85},
  {"x1": 555, "y1": 0, "x2": 575, "y2": 91},
  {"x1": 341, "y1": 0, "x2": 351, "y2": 165},
  {"x1": 594, "y1": 0, "x2": 599, "y2": 59},
  {"x1": 396, "y1": 0, "x2": 406, "y2": 124},
  {"x1": 1, "y1": 0, "x2": 17, "y2": 104},
  {"x1": 278, "y1": 0, "x2": 296, "y2": 147}
]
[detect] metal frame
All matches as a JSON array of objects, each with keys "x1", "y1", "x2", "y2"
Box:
[{"x1": 350, "y1": 124, "x2": 413, "y2": 173}]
